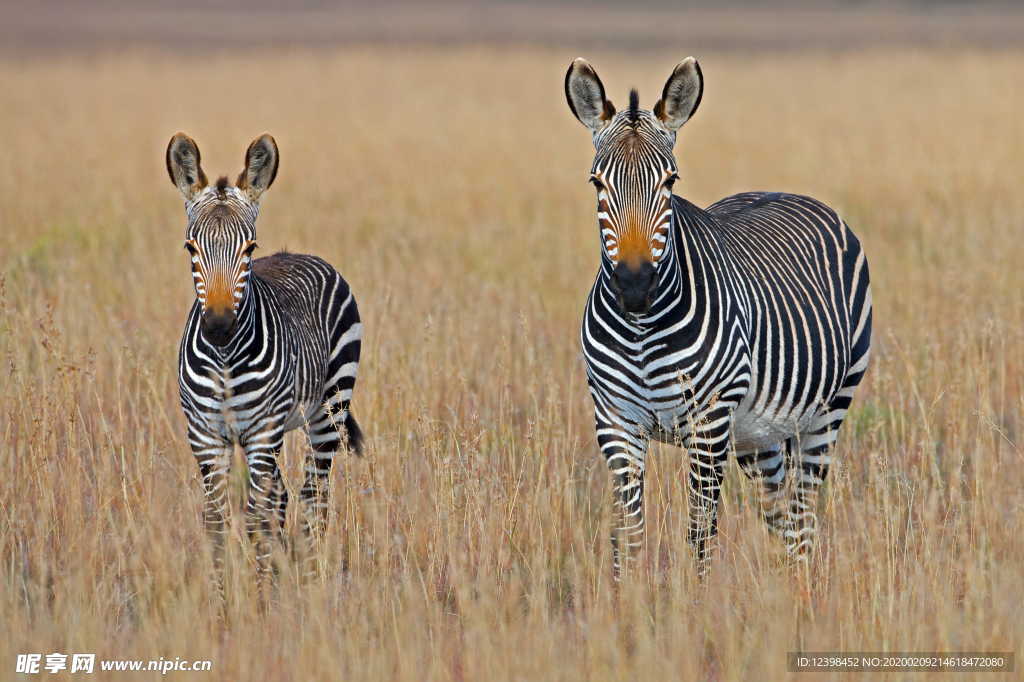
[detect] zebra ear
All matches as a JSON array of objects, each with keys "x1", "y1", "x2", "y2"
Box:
[
  {"x1": 166, "y1": 133, "x2": 208, "y2": 201},
  {"x1": 654, "y1": 57, "x2": 703, "y2": 132},
  {"x1": 565, "y1": 58, "x2": 616, "y2": 134},
  {"x1": 237, "y1": 133, "x2": 279, "y2": 201}
]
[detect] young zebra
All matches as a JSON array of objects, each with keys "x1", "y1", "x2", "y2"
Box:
[
  {"x1": 565, "y1": 59, "x2": 872, "y2": 579},
  {"x1": 166, "y1": 133, "x2": 363, "y2": 596}
]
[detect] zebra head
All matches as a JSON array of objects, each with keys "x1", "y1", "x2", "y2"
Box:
[
  {"x1": 166, "y1": 133, "x2": 279, "y2": 347},
  {"x1": 565, "y1": 58, "x2": 703, "y2": 314}
]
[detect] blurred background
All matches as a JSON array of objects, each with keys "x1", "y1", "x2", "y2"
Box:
[{"x1": 3, "y1": 0, "x2": 1024, "y2": 54}]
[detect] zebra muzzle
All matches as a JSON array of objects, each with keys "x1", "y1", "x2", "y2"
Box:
[
  {"x1": 201, "y1": 309, "x2": 238, "y2": 347},
  {"x1": 611, "y1": 261, "x2": 658, "y2": 314}
]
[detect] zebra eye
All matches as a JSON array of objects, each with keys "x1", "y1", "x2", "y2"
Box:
[
  {"x1": 184, "y1": 242, "x2": 197, "y2": 255},
  {"x1": 243, "y1": 241, "x2": 258, "y2": 256},
  {"x1": 590, "y1": 176, "x2": 606, "y2": 191},
  {"x1": 665, "y1": 173, "x2": 679, "y2": 188}
]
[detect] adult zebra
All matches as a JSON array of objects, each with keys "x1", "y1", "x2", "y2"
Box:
[
  {"x1": 166, "y1": 133, "x2": 363, "y2": 598},
  {"x1": 565, "y1": 59, "x2": 872, "y2": 579}
]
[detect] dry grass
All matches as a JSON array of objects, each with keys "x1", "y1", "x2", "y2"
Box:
[{"x1": 1, "y1": 47, "x2": 1023, "y2": 680}]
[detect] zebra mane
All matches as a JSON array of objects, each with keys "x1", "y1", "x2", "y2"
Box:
[
  {"x1": 628, "y1": 88, "x2": 640, "y2": 124},
  {"x1": 215, "y1": 176, "x2": 230, "y2": 198}
]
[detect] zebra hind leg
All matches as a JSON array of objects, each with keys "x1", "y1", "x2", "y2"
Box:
[
  {"x1": 786, "y1": 422, "x2": 836, "y2": 561},
  {"x1": 299, "y1": 391, "x2": 362, "y2": 581},
  {"x1": 787, "y1": 287, "x2": 872, "y2": 562},
  {"x1": 736, "y1": 444, "x2": 789, "y2": 539},
  {"x1": 786, "y1": 390, "x2": 860, "y2": 561}
]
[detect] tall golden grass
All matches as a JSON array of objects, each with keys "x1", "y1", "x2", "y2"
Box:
[{"x1": 2, "y1": 47, "x2": 1022, "y2": 680}]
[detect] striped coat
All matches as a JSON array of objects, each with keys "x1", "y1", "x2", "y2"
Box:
[
  {"x1": 167, "y1": 132, "x2": 363, "y2": 601},
  {"x1": 566, "y1": 58, "x2": 871, "y2": 578}
]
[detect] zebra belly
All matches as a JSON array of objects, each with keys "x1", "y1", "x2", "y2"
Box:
[
  {"x1": 645, "y1": 397, "x2": 802, "y2": 450},
  {"x1": 730, "y1": 404, "x2": 809, "y2": 451},
  {"x1": 729, "y1": 380, "x2": 825, "y2": 451}
]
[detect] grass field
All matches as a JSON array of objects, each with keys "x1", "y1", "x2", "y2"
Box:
[{"x1": 2, "y1": 43, "x2": 1023, "y2": 680}]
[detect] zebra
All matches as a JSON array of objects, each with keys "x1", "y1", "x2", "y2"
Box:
[
  {"x1": 564, "y1": 58, "x2": 872, "y2": 579},
  {"x1": 166, "y1": 132, "x2": 364, "y2": 598}
]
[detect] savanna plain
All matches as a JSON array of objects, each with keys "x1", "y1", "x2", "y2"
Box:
[{"x1": 2, "y1": 46, "x2": 1023, "y2": 681}]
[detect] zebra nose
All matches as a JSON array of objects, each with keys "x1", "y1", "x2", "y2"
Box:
[
  {"x1": 612, "y1": 261, "x2": 657, "y2": 314},
  {"x1": 201, "y1": 309, "x2": 237, "y2": 346}
]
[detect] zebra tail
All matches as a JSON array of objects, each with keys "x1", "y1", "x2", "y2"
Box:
[{"x1": 344, "y1": 412, "x2": 365, "y2": 456}]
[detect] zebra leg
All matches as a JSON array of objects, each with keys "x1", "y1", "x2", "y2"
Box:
[
  {"x1": 242, "y1": 428, "x2": 287, "y2": 602},
  {"x1": 596, "y1": 413, "x2": 649, "y2": 581},
  {"x1": 298, "y1": 384, "x2": 362, "y2": 580},
  {"x1": 684, "y1": 409, "x2": 731, "y2": 577},
  {"x1": 736, "y1": 444, "x2": 789, "y2": 537},
  {"x1": 189, "y1": 424, "x2": 233, "y2": 605},
  {"x1": 786, "y1": 402, "x2": 859, "y2": 559},
  {"x1": 787, "y1": 337, "x2": 870, "y2": 560},
  {"x1": 786, "y1": 420, "x2": 837, "y2": 559},
  {"x1": 298, "y1": 408, "x2": 342, "y2": 580}
]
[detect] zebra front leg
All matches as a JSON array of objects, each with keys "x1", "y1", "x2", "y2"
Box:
[
  {"x1": 684, "y1": 409, "x2": 731, "y2": 577},
  {"x1": 242, "y1": 428, "x2": 287, "y2": 603},
  {"x1": 189, "y1": 425, "x2": 233, "y2": 607},
  {"x1": 596, "y1": 414, "x2": 649, "y2": 581},
  {"x1": 736, "y1": 444, "x2": 789, "y2": 538}
]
